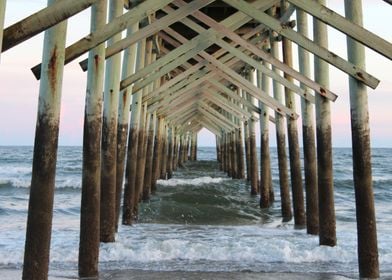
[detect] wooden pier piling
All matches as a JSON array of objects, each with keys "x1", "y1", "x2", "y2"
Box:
[
  {"x1": 281, "y1": 1, "x2": 306, "y2": 228},
  {"x1": 314, "y1": 0, "x2": 336, "y2": 247},
  {"x1": 23, "y1": 1, "x2": 67, "y2": 278},
  {"x1": 270, "y1": 31, "x2": 292, "y2": 222},
  {"x1": 122, "y1": 37, "x2": 146, "y2": 225},
  {"x1": 115, "y1": 23, "x2": 139, "y2": 230},
  {"x1": 78, "y1": 0, "x2": 106, "y2": 277},
  {"x1": 345, "y1": 0, "x2": 379, "y2": 277},
  {"x1": 100, "y1": 0, "x2": 123, "y2": 243},
  {"x1": 296, "y1": 9, "x2": 319, "y2": 235}
]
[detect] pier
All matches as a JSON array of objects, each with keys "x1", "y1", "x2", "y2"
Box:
[{"x1": 1, "y1": 0, "x2": 391, "y2": 279}]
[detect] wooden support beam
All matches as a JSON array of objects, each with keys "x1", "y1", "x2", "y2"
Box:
[
  {"x1": 2, "y1": 0, "x2": 96, "y2": 52},
  {"x1": 222, "y1": 0, "x2": 380, "y2": 89},
  {"x1": 0, "y1": 0, "x2": 5, "y2": 60},
  {"x1": 288, "y1": 0, "x2": 392, "y2": 60},
  {"x1": 32, "y1": 0, "x2": 175, "y2": 79},
  {"x1": 79, "y1": 0, "x2": 215, "y2": 71}
]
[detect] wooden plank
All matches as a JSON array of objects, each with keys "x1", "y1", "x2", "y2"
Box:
[
  {"x1": 222, "y1": 0, "x2": 380, "y2": 89},
  {"x1": 288, "y1": 0, "x2": 392, "y2": 60}
]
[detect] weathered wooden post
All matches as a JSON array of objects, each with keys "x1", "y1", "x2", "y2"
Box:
[
  {"x1": 173, "y1": 132, "x2": 179, "y2": 171},
  {"x1": 134, "y1": 102, "x2": 148, "y2": 214},
  {"x1": 236, "y1": 126, "x2": 245, "y2": 179},
  {"x1": 314, "y1": 0, "x2": 336, "y2": 247},
  {"x1": 143, "y1": 112, "x2": 156, "y2": 201},
  {"x1": 178, "y1": 133, "x2": 184, "y2": 168},
  {"x1": 152, "y1": 117, "x2": 163, "y2": 191},
  {"x1": 115, "y1": 22, "x2": 139, "y2": 230},
  {"x1": 220, "y1": 133, "x2": 225, "y2": 171},
  {"x1": 167, "y1": 126, "x2": 174, "y2": 179},
  {"x1": 345, "y1": 0, "x2": 379, "y2": 277},
  {"x1": 256, "y1": 68, "x2": 272, "y2": 208},
  {"x1": 270, "y1": 30, "x2": 292, "y2": 222},
  {"x1": 100, "y1": 0, "x2": 123, "y2": 243},
  {"x1": 216, "y1": 135, "x2": 222, "y2": 166},
  {"x1": 281, "y1": 0, "x2": 305, "y2": 227},
  {"x1": 243, "y1": 100, "x2": 251, "y2": 181},
  {"x1": 231, "y1": 129, "x2": 238, "y2": 178},
  {"x1": 190, "y1": 132, "x2": 197, "y2": 160},
  {"x1": 297, "y1": 9, "x2": 319, "y2": 235},
  {"x1": 160, "y1": 124, "x2": 169, "y2": 177},
  {"x1": 23, "y1": 1, "x2": 67, "y2": 278},
  {"x1": 227, "y1": 130, "x2": 233, "y2": 177},
  {"x1": 122, "y1": 37, "x2": 146, "y2": 225},
  {"x1": 247, "y1": 72, "x2": 259, "y2": 195},
  {"x1": 79, "y1": 0, "x2": 106, "y2": 277},
  {"x1": 0, "y1": 0, "x2": 5, "y2": 60}
]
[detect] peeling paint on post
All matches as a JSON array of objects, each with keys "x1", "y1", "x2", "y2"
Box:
[
  {"x1": 314, "y1": 0, "x2": 336, "y2": 247},
  {"x1": 281, "y1": 1, "x2": 306, "y2": 228},
  {"x1": 297, "y1": 9, "x2": 319, "y2": 235},
  {"x1": 100, "y1": 0, "x2": 123, "y2": 243},
  {"x1": 115, "y1": 22, "x2": 139, "y2": 231},
  {"x1": 22, "y1": 1, "x2": 67, "y2": 278},
  {"x1": 345, "y1": 0, "x2": 379, "y2": 277},
  {"x1": 78, "y1": 0, "x2": 106, "y2": 277},
  {"x1": 122, "y1": 37, "x2": 146, "y2": 225},
  {"x1": 270, "y1": 31, "x2": 292, "y2": 222}
]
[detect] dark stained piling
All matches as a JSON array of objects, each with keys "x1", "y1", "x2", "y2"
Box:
[
  {"x1": 236, "y1": 127, "x2": 245, "y2": 179},
  {"x1": 178, "y1": 134, "x2": 184, "y2": 168},
  {"x1": 22, "y1": 1, "x2": 67, "y2": 278},
  {"x1": 78, "y1": 0, "x2": 106, "y2": 277},
  {"x1": 220, "y1": 134, "x2": 225, "y2": 171},
  {"x1": 190, "y1": 132, "x2": 197, "y2": 161},
  {"x1": 256, "y1": 69, "x2": 272, "y2": 208},
  {"x1": 152, "y1": 117, "x2": 163, "y2": 191},
  {"x1": 143, "y1": 112, "x2": 156, "y2": 201},
  {"x1": 314, "y1": 0, "x2": 336, "y2": 247},
  {"x1": 296, "y1": 10, "x2": 319, "y2": 235},
  {"x1": 246, "y1": 73, "x2": 259, "y2": 195},
  {"x1": 173, "y1": 133, "x2": 179, "y2": 171},
  {"x1": 134, "y1": 103, "x2": 148, "y2": 215},
  {"x1": 270, "y1": 31, "x2": 292, "y2": 222},
  {"x1": 160, "y1": 124, "x2": 169, "y2": 178},
  {"x1": 345, "y1": 0, "x2": 379, "y2": 277},
  {"x1": 227, "y1": 131, "x2": 233, "y2": 177},
  {"x1": 115, "y1": 23, "x2": 139, "y2": 230},
  {"x1": 100, "y1": 0, "x2": 123, "y2": 243},
  {"x1": 231, "y1": 130, "x2": 238, "y2": 178},
  {"x1": 243, "y1": 120, "x2": 251, "y2": 182},
  {"x1": 281, "y1": 2, "x2": 306, "y2": 228},
  {"x1": 122, "y1": 37, "x2": 147, "y2": 225},
  {"x1": 167, "y1": 127, "x2": 174, "y2": 179},
  {"x1": 216, "y1": 135, "x2": 222, "y2": 167}
]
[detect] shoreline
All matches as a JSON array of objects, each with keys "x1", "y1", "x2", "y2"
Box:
[{"x1": 0, "y1": 268, "x2": 359, "y2": 280}]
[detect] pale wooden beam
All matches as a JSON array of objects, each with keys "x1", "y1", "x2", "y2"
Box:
[
  {"x1": 288, "y1": 0, "x2": 392, "y2": 60},
  {"x1": 222, "y1": 0, "x2": 379, "y2": 89}
]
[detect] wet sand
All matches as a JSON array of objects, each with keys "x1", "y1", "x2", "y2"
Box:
[{"x1": 0, "y1": 268, "x2": 357, "y2": 280}]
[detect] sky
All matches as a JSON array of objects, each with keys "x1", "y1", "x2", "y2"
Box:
[{"x1": 0, "y1": 0, "x2": 391, "y2": 147}]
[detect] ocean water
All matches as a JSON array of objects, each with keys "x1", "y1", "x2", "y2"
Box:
[{"x1": 0, "y1": 146, "x2": 391, "y2": 278}]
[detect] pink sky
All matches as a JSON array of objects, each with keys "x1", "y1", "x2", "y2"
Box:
[{"x1": 0, "y1": 0, "x2": 391, "y2": 147}]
